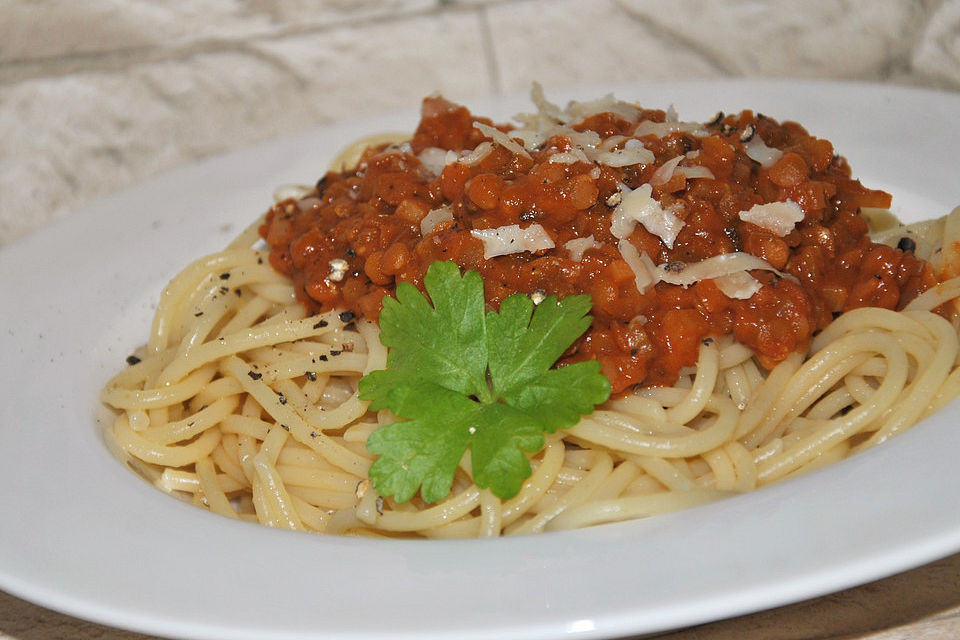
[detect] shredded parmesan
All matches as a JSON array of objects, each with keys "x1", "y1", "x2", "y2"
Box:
[
  {"x1": 509, "y1": 88, "x2": 657, "y2": 168},
  {"x1": 565, "y1": 235, "x2": 600, "y2": 261},
  {"x1": 676, "y1": 165, "x2": 715, "y2": 180},
  {"x1": 456, "y1": 141, "x2": 494, "y2": 166},
  {"x1": 565, "y1": 94, "x2": 640, "y2": 123},
  {"x1": 744, "y1": 136, "x2": 783, "y2": 168},
  {"x1": 593, "y1": 139, "x2": 655, "y2": 167},
  {"x1": 713, "y1": 271, "x2": 762, "y2": 299},
  {"x1": 634, "y1": 120, "x2": 708, "y2": 139},
  {"x1": 600, "y1": 135, "x2": 629, "y2": 152},
  {"x1": 650, "y1": 155, "x2": 684, "y2": 186},
  {"x1": 417, "y1": 147, "x2": 451, "y2": 176},
  {"x1": 420, "y1": 206, "x2": 454, "y2": 237},
  {"x1": 618, "y1": 240, "x2": 658, "y2": 292},
  {"x1": 739, "y1": 200, "x2": 805, "y2": 236},
  {"x1": 470, "y1": 224, "x2": 555, "y2": 259},
  {"x1": 610, "y1": 183, "x2": 685, "y2": 248},
  {"x1": 548, "y1": 148, "x2": 592, "y2": 165},
  {"x1": 473, "y1": 122, "x2": 531, "y2": 160},
  {"x1": 296, "y1": 196, "x2": 321, "y2": 212},
  {"x1": 529, "y1": 81, "x2": 564, "y2": 123},
  {"x1": 617, "y1": 247, "x2": 786, "y2": 298},
  {"x1": 657, "y1": 252, "x2": 787, "y2": 287}
]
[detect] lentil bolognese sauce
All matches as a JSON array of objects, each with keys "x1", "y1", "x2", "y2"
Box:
[
  {"x1": 101, "y1": 87, "x2": 960, "y2": 536},
  {"x1": 260, "y1": 93, "x2": 935, "y2": 393}
]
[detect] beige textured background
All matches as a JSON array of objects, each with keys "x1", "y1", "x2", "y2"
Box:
[{"x1": 2, "y1": 1, "x2": 960, "y2": 639}]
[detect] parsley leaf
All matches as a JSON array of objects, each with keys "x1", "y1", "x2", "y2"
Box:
[{"x1": 359, "y1": 261, "x2": 611, "y2": 502}]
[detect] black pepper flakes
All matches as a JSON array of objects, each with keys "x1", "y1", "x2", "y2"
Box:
[
  {"x1": 248, "y1": 371, "x2": 263, "y2": 380},
  {"x1": 277, "y1": 392, "x2": 287, "y2": 405},
  {"x1": 280, "y1": 424, "x2": 290, "y2": 432},
  {"x1": 329, "y1": 350, "x2": 342, "y2": 356},
  {"x1": 897, "y1": 236, "x2": 917, "y2": 253},
  {"x1": 125, "y1": 355, "x2": 141, "y2": 366},
  {"x1": 339, "y1": 310, "x2": 355, "y2": 323},
  {"x1": 219, "y1": 272, "x2": 231, "y2": 280},
  {"x1": 319, "y1": 355, "x2": 329, "y2": 362},
  {"x1": 305, "y1": 371, "x2": 317, "y2": 381},
  {"x1": 701, "y1": 337, "x2": 715, "y2": 345},
  {"x1": 345, "y1": 248, "x2": 357, "y2": 258},
  {"x1": 313, "y1": 319, "x2": 329, "y2": 329}
]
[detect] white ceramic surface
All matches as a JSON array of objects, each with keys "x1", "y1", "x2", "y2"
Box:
[{"x1": 1, "y1": 80, "x2": 959, "y2": 640}]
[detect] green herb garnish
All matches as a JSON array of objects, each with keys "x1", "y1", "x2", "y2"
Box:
[{"x1": 359, "y1": 261, "x2": 611, "y2": 503}]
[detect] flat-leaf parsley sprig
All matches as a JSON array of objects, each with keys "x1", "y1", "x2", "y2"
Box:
[{"x1": 358, "y1": 260, "x2": 611, "y2": 503}]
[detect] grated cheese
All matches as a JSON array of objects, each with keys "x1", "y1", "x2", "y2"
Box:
[
  {"x1": 565, "y1": 94, "x2": 640, "y2": 123},
  {"x1": 593, "y1": 138, "x2": 655, "y2": 167},
  {"x1": 420, "y1": 205, "x2": 454, "y2": 237},
  {"x1": 739, "y1": 200, "x2": 804, "y2": 236},
  {"x1": 473, "y1": 122, "x2": 531, "y2": 160},
  {"x1": 713, "y1": 271, "x2": 762, "y2": 299},
  {"x1": 676, "y1": 165, "x2": 715, "y2": 180},
  {"x1": 417, "y1": 147, "x2": 451, "y2": 176},
  {"x1": 457, "y1": 141, "x2": 494, "y2": 166},
  {"x1": 565, "y1": 235, "x2": 600, "y2": 261},
  {"x1": 744, "y1": 136, "x2": 783, "y2": 168},
  {"x1": 470, "y1": 223, "x2": 555, "y2": 259},
  {"x1": 657, "y1": 252, "x2": 788, "y2": 288},
  {"x1": 650, "y1": 155, "x2": 684, "y2": 186},
  {"x1": 548, "y1": 148, "x2": 592, "y2": 165},
  {"x1": 634, "y1": 119, "x2": 708, "y2": 138},
  {"x1": 610, "y1": 183, "x2": 685, "y2": 248},
  {"x1": 617, "y1": 244, "x2": 785, "y2": 299},
  {"x1": 529, "y1": 81, "x2": 564, "y2": 123},
  {"x1": 618, "y1": 240, "x2": 658, "y2": 292}
]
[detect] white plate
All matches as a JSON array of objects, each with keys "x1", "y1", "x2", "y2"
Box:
[{"x1": 2, "y1": 80, "x2": 960, "y2": 640}]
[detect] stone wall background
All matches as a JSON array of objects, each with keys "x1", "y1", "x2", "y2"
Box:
[{"x1": 2, "y1": 0, "x2": 959, "y2": 247}]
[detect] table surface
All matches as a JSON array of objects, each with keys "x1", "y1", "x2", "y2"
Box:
[{"x1": 3, "y1": 551, "x2": 959, "y2": 639}]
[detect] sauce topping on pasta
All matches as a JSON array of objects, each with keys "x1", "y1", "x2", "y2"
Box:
[{"x1": 260, "y1": 95, "x2": 936, "y2": 393}]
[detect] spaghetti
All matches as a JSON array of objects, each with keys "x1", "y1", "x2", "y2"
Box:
[{"x1": 101, "y1": 89, "x2": 960, "y2": 537}]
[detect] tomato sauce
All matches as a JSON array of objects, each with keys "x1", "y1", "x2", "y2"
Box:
[{"x1": 260, "y1": 96, "x2": 936, "y2": 394}]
